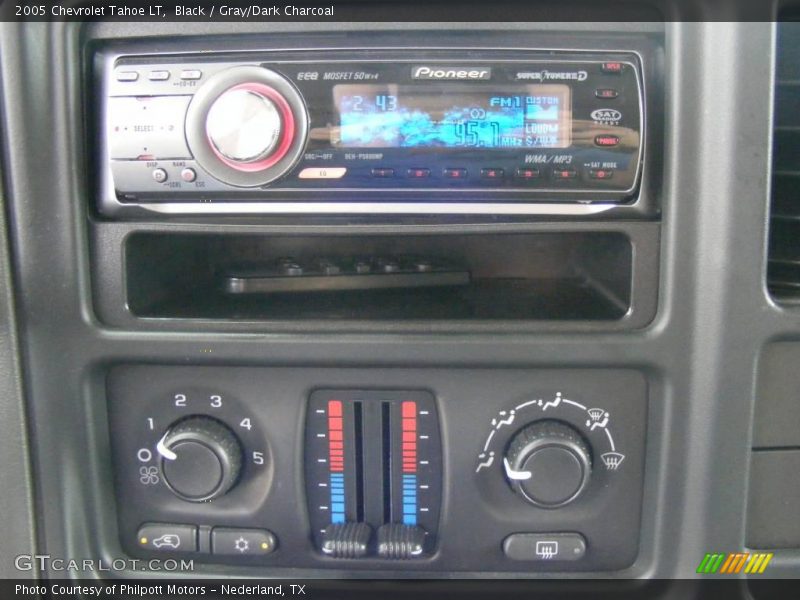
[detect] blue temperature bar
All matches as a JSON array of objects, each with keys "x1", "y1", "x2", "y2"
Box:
[
  {"x1": 330, "y1": 473, "x2": 346, "y2": 524},
  {"x1": 402, "y1": 474, "x2": 417, "y2": 525}
]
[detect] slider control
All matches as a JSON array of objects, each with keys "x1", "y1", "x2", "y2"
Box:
[
  {"x1": 320, "y1": 523, "x2": 372, "y2": 559},
  {"x1": 377, "y1": 524, "x2": 427, "y2": 559}
]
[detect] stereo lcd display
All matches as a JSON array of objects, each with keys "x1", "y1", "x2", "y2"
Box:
[{"x1": 333, "y1": 84, "x2": 571, "y2": 149}]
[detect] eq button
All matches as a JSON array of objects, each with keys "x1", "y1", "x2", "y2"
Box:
[
  {"x1": 298, "y1": 167, "x2": 347, "y2": 179},
  {"x1": 594, "y1": 135, "x2": 620, "y2": 147}
]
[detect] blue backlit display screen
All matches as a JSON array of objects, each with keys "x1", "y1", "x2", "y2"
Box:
[{"x1": 333, "y1": 84, "x2": 571, "y2": 149}]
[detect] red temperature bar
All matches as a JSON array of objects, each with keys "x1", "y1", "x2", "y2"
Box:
[
  {"x1": 328, "y1": 400, "x2": 344, "y2": 472},
  {"x1": 401, "y1": 401, "x2": 417, "y2": 473}
]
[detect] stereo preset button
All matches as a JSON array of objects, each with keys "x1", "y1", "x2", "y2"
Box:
[
  {"x1": 594, "y1": 135, "x2": 620, "y2": 147},
  {"x1": 553, "y1": 168, "x2": 577, "y2": 180},
  {"x1": 601, "y1": 62, "x2": 623, "y2": 74},
  {"x1": 407, "y1": 168, "x2": 431, "y2": 179},
  {"x1": 594, "y1": 88, "x2": 619, "y2": 99},
  {"x1": 180, "y1": 69, "x2": 202, "y2": 80},
  {"x1": 502, "y1": 533, "x2": 586, "y2": 562},
  {"x1": 481, "y1": 168, "x2": 504, "y2": 179},
  {"x1": 371, "y1": 168, "x2": 395, "y2": 178},
  {"x1": 180, "y1": 168, "x2": 197, "y2": 183},
  {"x1": 148, "y1": 70, "x2": 171, "y2": 81},
  {"x1": 116, "y1": 71, "x2": 139, "y2": 82},
  {"x1": 515, "y1": 167, "x2": 540, "y2": 180},
  {"x1": 152, "y1": 168, "x2": 168, "y2": 183},
  {"x1": 443, "y1": 168, "x2": 467, "y2": 179},
  {"x1": 138, "y1": 523, "x2": 197, "y2": 553},
  {"x1": 297, "y1": 167, "x2": 347, "y2": 179},
  {"x1": 589, "y1": 169, "x2": 614, "y2": 179},
  {"x1": 211, "y1": 528, "x2": 276, "y2": 556}
]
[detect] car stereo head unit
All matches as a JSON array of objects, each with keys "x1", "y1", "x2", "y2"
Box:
[{"x1": 96, "y1": 49, "x2": 645, "y2": 216}]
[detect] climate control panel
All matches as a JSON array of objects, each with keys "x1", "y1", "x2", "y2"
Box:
[{"x1": 107, "y1": 366, "x2": 647, "y2": 572}]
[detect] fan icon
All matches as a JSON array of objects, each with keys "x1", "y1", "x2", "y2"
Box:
[
  {"x1": 139, "y1": 466, "x2": 159, "y2": 485},
  {"x1": 234, "y1": 537, "x2": 250, "y2": 553}
]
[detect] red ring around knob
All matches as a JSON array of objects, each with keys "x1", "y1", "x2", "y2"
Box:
[{"x1": 205, "y1": 82, "x2": 296, "y2": 173}]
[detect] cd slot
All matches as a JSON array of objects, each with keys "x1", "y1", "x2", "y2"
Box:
[{"x1": 123, "y1": 231, "x2": 636, "y2": 322}]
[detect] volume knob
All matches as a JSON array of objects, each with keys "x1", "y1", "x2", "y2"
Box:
[
  {"x1": 185, "y1": 66, "x2": 308, "y2": 187},
  {"x1": 158, "y1": 415, "x2": 243, "y2": 502},
  {"x1": 504, "y1": 420, "x2": 592, "y2": 508},
  {"x1": 206, "y1": 88, "x2": 283, "y2": 163}
]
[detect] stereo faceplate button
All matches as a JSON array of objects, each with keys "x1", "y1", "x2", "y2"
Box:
[
  {"x1": 148, "y1": 70, "x2": 171, "y2": 81},
  {"x1": 107, "y1": 96, "x2": 192, "y2": 160},
  {"x1": 151, "y1": 168, "x2": 168, "y2": 183},
  {"x1": 601, "y1": 62, "x2": 623, "y2": 74},
  {"x1": 552, "y1": 168, "x2": 578, "y2": 180},
  {"x1": 298, "y1": 167, "x2": 347, "y2": 179},
  {"x1": 116, "y1": 71, "x2": 139, "y2": 82},
  {"x1": 481, "y1": 168, "x2": 505, "y2": 179},
  {"x1": 180, "y1": 69, "x2": 203, "y2": 81},
  {"x1": 443, "y1": 168, "x2": 467, "y2": 179},
  {"x1": 594, "y1": 135, "x2": 620, "y2": 147},
  {"x1": 180, "y1": 167, "x2": 197, "y2": 183},
  {"x1": 594, "y1": 88, "x2": 619, "y2": 99},
  {"x1": 515, "y1": 167, "x2": 540, "y2": 180}
]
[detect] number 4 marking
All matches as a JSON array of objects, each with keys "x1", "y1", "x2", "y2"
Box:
[{"x1": 240, "y1": 418, "x2": 252, "y2": 430}]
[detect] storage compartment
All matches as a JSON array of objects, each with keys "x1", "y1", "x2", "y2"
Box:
[{"x1": 124, "y1": 232, "x2": 634, "y2": 321}]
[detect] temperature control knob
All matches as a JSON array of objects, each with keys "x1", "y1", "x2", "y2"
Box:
[
  {"x1": 158, "y1": 416, "x2": 243, "y2": 502},
  {"x1": 504, "y1": 420, "x2": 592, "y2": 508}
]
